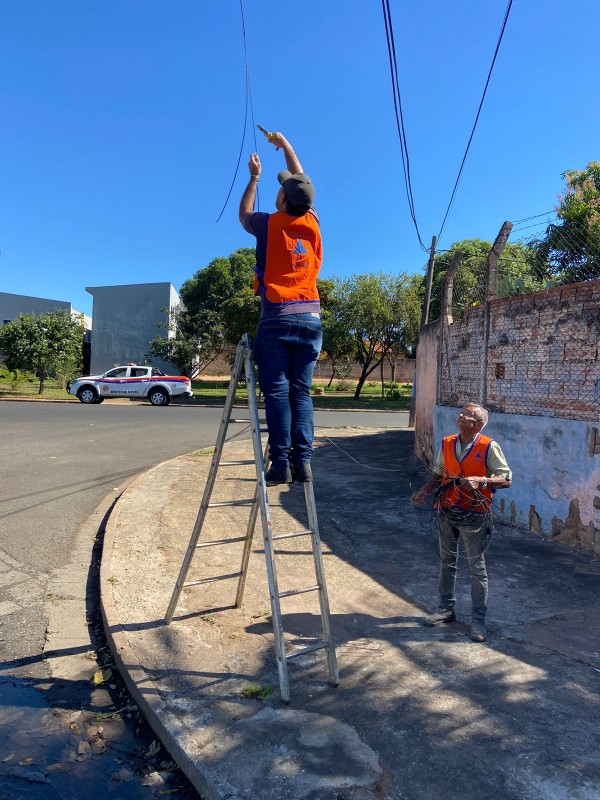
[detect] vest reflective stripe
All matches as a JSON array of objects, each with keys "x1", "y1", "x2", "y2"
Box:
[
  {"x1": 255, "y1": 210, "x2": 322, "y2": 304},
  {"x1": 439, "y1": 434, "x2": 494, "y2": 510}
]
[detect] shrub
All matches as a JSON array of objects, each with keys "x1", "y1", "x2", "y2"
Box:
[
  {"x1": 334, "y1": 380, "x2": 354, "y2": 392},
  {"x1": 385, "y1": 382, "x2": 403, "y2": 400},
  {"x1": 0, "y1": 366, "x2": 31, "y2": 392}
]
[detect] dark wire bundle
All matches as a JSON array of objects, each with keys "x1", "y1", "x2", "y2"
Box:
[{"x1": 430, "y1": 473, "x2": 496, "y2": 562}]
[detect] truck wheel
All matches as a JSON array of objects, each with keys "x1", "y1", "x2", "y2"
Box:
[
  {"x1": 78, "y1": 386, "x2": 98, "y2": 404},
  {"x1": 148, "y1": 388, "x2": 169, "y2": 406}
]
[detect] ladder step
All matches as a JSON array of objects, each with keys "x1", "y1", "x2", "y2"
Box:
[
  {"x1": 286, "y1": 642, "x2": 329, "y2": 660},
  {"x1": 197, "y1": 536, "x2": 247, "y2": 548},
  {"x1": 279, "y1": 584, "x2": 320, "y2": 599},
  {"x1": 272, "y1": 529, "x2": 313, "y2": 541},
  {"x1": 220, "y1": 460, "x2": 255, "y2": 466},
  {"x1": 208, "y1": 499, "x2": 254, "y2": 507},
  {"x1": 184, "y1": 572, "x2": 242, "y2": 587}
]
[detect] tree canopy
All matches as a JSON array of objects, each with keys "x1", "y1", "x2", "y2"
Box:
[
  {"x1": 333, "y1": 272, "x2": 422, "y2": 398},
  {"x1": 532, "y1": 161, "x2": 600, "y2": 282},
  {"x1": 180, "y1": 248, "x2": 256, "y2": 315},
  {"x1": 428, "y1": 238, "x2": 544, "y2": 320},
  {"x1": 0, "y1": 310, "x2": 83, "y2": 394}
]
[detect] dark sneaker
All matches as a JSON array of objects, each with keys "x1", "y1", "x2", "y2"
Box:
[
  {"x1": 470, "y1": 621, "x2": 487, "y2": 642},
  {"x1": 292, "y1": 462, "x2": 313, "y2": 482},
  {"x1": 423, "y1": 607, "x2": 456, "y2": 626},
  {"x1": 264, "y1": 464, "x2": 293, "y2": 486}
]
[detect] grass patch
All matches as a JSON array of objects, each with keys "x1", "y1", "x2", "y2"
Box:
[
  {"x1": 190, "y1": 447, "x2": 215, "y2": 456},
  {"x1": 0, "y1": 378, "x2": 75, "y2": 400},
  {"x1": 189, "y1": 377, "x2": 412, "y2": 411},
  {"x1": 311, "y1": 394, "x2": 411, "y2": 411},
  {"x1": 240, "y1": 684, "x2": 275, "y2": 701}
]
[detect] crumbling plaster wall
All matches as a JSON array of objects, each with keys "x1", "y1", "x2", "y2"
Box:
[{"x1": 435, "y1": 405, "x2": 600, "y2": 556}]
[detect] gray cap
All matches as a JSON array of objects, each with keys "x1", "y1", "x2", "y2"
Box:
[{"x1": 277, "y1": 171, "x2": 315, "y2": 212}]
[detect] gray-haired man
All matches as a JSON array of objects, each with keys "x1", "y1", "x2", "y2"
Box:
[{"x1": 410, "y1": 404, "x2": 512, "y2": 642}]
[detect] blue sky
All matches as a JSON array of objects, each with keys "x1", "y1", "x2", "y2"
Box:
[{"x1": 2, "y1": 1, "x2": 599, "y2": 317}]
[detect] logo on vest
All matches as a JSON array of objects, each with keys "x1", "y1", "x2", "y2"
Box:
[{"x1": 294, "y1": 240, "x2": 308, "y2": 254}]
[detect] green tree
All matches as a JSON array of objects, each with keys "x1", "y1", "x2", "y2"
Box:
[
  {"x1": 428, "y1": 238, "x2": 544, "y2": 320},
  {"x1": 148, "y1": 306, "x2": 224, "y2": 378},
  {"x1": 335, "y1": 273, "x2": 398, "y2": 399},
  {"x1": 319, "y1": 278, "x2": 355, "y2": 387},
  {"x1": 220, "y1": 287, "x2": 261, "y2": 346},
  {"x1": 383, "y1": 273, "x2": 423, "y2": 384},
  {"x1": 0, "y1": 310, "x2": 83, "y2": 394},
  {"x1": 533, "y1": 161, "x2": 600, "y2": 282},
  {"x1": 171, "y1": 247, "x2": 257, "y2": 371},
  {"x1": 180, "y1": 248, "x2": 256, "y2": 314}
]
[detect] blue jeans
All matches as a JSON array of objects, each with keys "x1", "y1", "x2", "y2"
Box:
[
  {"x1": 253, "y1": 313, "x2": 323, "y2": 468},
  {"x1": 437, "y1": 514, "x2": 488, "y2": 622}
]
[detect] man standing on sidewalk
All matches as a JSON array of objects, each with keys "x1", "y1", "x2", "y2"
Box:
[
  {"x1": 410, "y1": 404, "x2": 512, "y2": 642},
  {"x1": 239, "y1": 132, "x2": 323, "y2": 486}
]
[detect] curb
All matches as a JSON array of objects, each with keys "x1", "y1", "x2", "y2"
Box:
[
  {"x1": 99, "y1": 456, "x2": 214, "y2": 799},
  {"x1": 0, "y1": 395, "x2": 410, "y2": 414}
]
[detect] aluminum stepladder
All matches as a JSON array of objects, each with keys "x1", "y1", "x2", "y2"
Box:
[{"x1": 165, "y1": 334, "x2": 339, "y2": 702}]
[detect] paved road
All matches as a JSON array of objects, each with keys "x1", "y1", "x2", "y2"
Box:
[{"x1": 0, "y1": 400, "x2": 407, "y2": 798}]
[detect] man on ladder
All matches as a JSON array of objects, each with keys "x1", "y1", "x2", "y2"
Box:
[{"x1": 239, "y1": 131, "x2": 323, "y2": 486}]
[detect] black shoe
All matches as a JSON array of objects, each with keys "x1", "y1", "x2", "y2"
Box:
[
  {"x1": 292, "y1": 462, "x2": 313, "y2": 482},
  {"x1": 423, "y1": 607, "x2": 456, "y2": 626},
  {"x1": 264, "y1": 464, "x2": 293, "y2": 486}
]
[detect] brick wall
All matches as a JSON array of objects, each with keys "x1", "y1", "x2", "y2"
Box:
[
  {"x1": 201, "y1": 349, "x2": 415, "y2": 385},
  {"x1": 439, "y1": 278, "x2": 600, "y2": 422},
  {"x1": 438, "y1": 306, "x2": 486, "y2": 407}
]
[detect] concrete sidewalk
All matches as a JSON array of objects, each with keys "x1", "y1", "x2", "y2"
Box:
[{"x1": 100, "y1": 426, "x2": 600, "y2": 800}]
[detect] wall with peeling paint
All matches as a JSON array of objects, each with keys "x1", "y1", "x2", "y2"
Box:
[{"x1": 435, "y1": 405, "x2": 600, "y2": 556}]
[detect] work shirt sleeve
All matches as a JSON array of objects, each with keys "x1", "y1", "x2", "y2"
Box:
[
  {"x1": 243, "y1": 211, "x2": 269, "y2": 237},
  {"x1": 487, "y1": 441, "x2": 512, "y2": 482},
  {"x1": 433, "y1": 447, "x2": 444, "y2": 476}
]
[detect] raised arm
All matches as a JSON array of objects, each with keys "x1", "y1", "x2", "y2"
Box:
[
  {"x1": 268, "y1": 132, "x2": 303, "y2": 174},
  {"x1": 239, "y1": 152, "x2": 261, "y2": 226}
]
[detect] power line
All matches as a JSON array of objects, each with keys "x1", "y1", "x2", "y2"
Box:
[
  {"x1": 216, "y1": 0, "x2": 259, "y2": 222},
  {"x1": 436, "y1": 0, "x2": 515, "y2": 245},
  {"x1": 381, "y1": 0, "x2": 428, "y2": 251}
]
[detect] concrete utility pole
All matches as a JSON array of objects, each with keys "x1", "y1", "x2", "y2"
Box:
[
  {"x1": 420, "y1": 235, "x2": 438, "y2": 328},
  {"x1": 410, "y1": 235, "x2": 438, "y2": 427}
]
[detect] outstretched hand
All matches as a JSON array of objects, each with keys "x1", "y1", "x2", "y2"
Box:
[
  {"x1": 248, "y1": 152, "x2": 261, "y2": 176},
  {"x1": 267, "y1": 131, "x2": 287, "y2": 152}
]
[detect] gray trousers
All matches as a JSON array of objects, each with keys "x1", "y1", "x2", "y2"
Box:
[{"x1": 438, "y1": 513, "x2": 488, "y2": 622}]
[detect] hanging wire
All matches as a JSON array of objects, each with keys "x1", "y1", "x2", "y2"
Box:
[
  {"x1": 381, "y1": 0, "x2": 428, "y2": 251},
  {"x1": 381, "y1": 1, "x2": 515, "y2": 251},
  {"x1": 216, "y1": 0, "x2": 259, "y2": 222},
  {"x1": 436, "y1": 0, "x2": 515, "y2": 245}
]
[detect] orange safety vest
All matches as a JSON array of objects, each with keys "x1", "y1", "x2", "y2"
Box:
[
  {"x1": 438, "y1": 433, "x2": 494, "y2": 511},
  {"x1": 253, "y1": 210, "x2": 322, "y2": 305}
]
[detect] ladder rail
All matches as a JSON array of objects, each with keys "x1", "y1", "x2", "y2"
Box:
[
  {"x1": 243, "y1": 344, "x2": 291, "y2": 702},
  {"x1": 304, "y1": 481, "x2": 340, "y2": 686},
  {"x1": 165, "y1": 342, "x2": 245, "y2": 624}
]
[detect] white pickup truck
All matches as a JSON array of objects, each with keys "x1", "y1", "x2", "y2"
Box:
[{"x1": 66, "y1": 364, "x2": 193, "y2": 406}]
